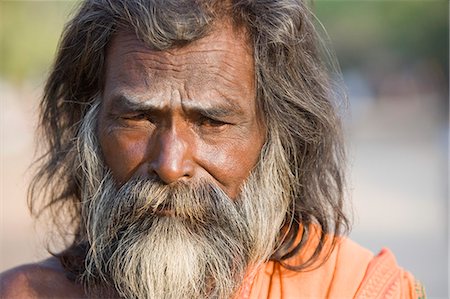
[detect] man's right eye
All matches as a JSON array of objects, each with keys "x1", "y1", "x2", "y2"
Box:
[{"x1": 121, "y1": 113, "x2": 147, "y2": 121}]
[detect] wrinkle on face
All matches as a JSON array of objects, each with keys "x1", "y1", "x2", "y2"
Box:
[{"x1": 97, "y1": 23, "x2": 264, "y2": 198}]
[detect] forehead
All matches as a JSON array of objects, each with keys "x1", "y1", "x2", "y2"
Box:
[{"x1": 103, "y1": 24, "x2": 255, "y2": 110}]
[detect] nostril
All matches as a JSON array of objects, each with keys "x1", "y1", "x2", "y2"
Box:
[
  {"x1": 147, "y1": 165, "x2": 161, "y2": 181},
  {"x1": 146, "y1": 169, "x2": 167, "y2": 185}
]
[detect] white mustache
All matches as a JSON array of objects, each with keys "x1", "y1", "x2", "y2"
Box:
[{"x1": 87, "y1": 174, "x2": 246, "y2": 230}]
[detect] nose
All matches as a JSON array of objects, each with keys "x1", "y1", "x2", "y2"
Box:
[{"x1": 148, "y1": 127, "x2": 194, "y2": 184}]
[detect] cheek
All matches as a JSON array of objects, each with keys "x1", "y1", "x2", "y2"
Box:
[
  {"x1": 199, "y1": 134, "x2": 264, "y2": 198},
  {"x1": 99, "y1": 130, "x2": 150, "y2": 184}
]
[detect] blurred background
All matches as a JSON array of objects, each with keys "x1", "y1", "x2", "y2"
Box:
[
  {"x1": 1, "y1": 1, "x2": 448, "y2": 297},
  {"x1": 314, "y1": 2, "x2": 448, "y2": 298}
]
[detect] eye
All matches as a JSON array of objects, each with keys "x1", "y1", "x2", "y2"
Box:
[
  {"x1": 117, "y1": 113, "x2": 156, "y2": 128},
  {"x1": 198, "y1": 116, "x2": 227, "y2": 128},
  {"x1": 121, "y1": 113, "x2": 147, "y2": 121}
]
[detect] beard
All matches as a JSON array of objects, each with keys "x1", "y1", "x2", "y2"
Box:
[{"x1": 77, "y1": 101, "x2": 291, "y2": 299}]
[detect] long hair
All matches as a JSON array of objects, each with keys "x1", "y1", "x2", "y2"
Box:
[{"x1": 29, "y1": 0, "x2": 349, "y2": 274}]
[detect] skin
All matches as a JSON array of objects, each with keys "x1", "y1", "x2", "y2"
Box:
[
  {"x1": 0, "y1": 23, "x2": 264, "y2": 297},
  {"x1": 0, "y1": 258, "x2": 86, "y2": 298},
  {"x1": 98, "y1": 23, "x2": 265, "y2": 199}
]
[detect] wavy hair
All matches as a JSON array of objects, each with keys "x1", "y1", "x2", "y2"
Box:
[{"x1": 29, "y1": 0, "x2": 349, "y2": 274}]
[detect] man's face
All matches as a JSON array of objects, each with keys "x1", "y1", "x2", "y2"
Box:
[
  {"x1": 84, "y1": 24, "x2": 290, "y2": 298},
  {"x1": 97, "y1": 24, "x2": 265, "y2": 198}
]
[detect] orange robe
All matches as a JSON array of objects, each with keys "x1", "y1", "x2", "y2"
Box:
[{"x1": 245, "y1": 238, "x2": 425, "y2": 299}]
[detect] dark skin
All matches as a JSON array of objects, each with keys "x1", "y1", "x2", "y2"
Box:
[
  {"x1": 0, "y1": 258, "x2": 85, "y2": 298},
  {"x1": 0, "y1": 23, "x2": 265, "y2": 297},
  {"x1": 98, "y1": 24, "x2": 265, "y2": 198}
]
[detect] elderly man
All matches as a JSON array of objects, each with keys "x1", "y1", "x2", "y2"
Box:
[{"x1": 1, "y1": 0, "x2": 424, "y2": 298}]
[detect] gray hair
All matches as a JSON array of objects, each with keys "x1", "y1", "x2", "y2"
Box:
[{"x1": 30, "y1": 0, "x2": 349, "y2": 275}]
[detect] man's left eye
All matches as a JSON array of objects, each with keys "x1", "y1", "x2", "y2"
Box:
[{"x1": 199, "y1": 117, "x2": 227, "y2": 127}]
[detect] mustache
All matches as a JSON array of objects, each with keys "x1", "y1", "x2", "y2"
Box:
[
  {"x1": 86, "y1": 173, "x2": 244, "y2": 235},
  {"x1": 124, "y1": 176, "x2": 235, "y2": 216}
]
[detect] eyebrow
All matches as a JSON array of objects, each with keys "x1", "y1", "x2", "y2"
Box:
[{"x1": 110, "y1": 93, "x2": 245, "y2": 119}]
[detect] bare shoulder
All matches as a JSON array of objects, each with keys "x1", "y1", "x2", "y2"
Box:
[{"x1": 0, "y1": 257, "x2": 86, "y2": 299}]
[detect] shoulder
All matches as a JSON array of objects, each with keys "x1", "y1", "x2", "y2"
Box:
[
  {"x1": 0, "y1": 257, "x2": 86, "y2": 299},
  {"x1": 308, "y1": 239, "x2": 426, "y2": 298},
  {"x1": 250, "y1": 237, "x2": 425, "y2": 299},
  {"x1": 250, "y1": 238, "x2": 375, "y2": 298},
  {"x1": 311, "y1": 238, "x2": 376, "y2": 297},
  {"x1": 355, "y1": 248, "x2": 426, "y2": 299}
]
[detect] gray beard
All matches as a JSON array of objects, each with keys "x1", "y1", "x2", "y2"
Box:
[{"x1": 77, "y1": 101, "x2": 291, "y2": 299}]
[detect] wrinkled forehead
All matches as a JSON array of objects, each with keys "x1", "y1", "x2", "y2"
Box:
[{"x1": 103, "y1": 21, "x2": 255, "y2": 96}]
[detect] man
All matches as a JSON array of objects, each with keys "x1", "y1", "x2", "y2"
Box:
[{"x1": 0, "y1": 0, "x2": 425, "y2": 298}]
